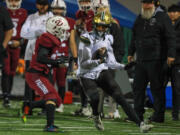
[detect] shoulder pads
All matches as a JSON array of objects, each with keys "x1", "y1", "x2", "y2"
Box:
[{"x1": 80, "y1": 35, "x2": 91, "y2": 44}]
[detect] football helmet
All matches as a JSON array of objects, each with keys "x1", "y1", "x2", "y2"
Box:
[
  {"x1": 92, "y1": 0, "x2": 110, "y2": 13},
  {"x1": 77, "y1": 0, "x2": 93, "y2": 12},
  {"x1": 93, "y1": 11, "x2": 112, "y2": 37},
  {"x1": 46, "y1": 16, "x2": 70, "y2": 42},
  {"x1": 6, "y1": 0, "x2": 22, "y2": 10},
  {"x1": 51, "y1": 0, "x2": 67, "y2": 16}
]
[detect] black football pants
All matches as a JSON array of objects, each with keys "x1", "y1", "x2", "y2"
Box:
[{"x1": 80, "y1": 70, "x2": 141, "y2": 125}]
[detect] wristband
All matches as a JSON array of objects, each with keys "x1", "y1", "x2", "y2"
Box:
[{"x1": 73, "y1": 57, "x2": 78, "y2": 64}]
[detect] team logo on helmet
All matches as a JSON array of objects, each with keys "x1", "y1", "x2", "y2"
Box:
[{"x1": 46, "y1": 16, "x2": 70, "y2": 42}]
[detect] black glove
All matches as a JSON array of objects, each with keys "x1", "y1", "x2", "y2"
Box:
[{"x1": 124, "y1": 62, "x2": 136, "y2": 70}]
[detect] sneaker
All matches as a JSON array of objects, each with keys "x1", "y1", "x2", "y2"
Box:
[
  {"x1": 56, "y1": 104, "x2": 64, "y2": 113},
  {"x1": 82, "y1": 107, "x2": 92, "y2": 116},
  {"x1": 93, "y1": 115, "x2": 104, "y2": 131},
  {"x1": 44, "y1": 125, "x2": 59, "y2": 132},
  {"x1": 140, "y1": 122, "x2": 153, "y2": 133},
  {"x1": 113, "y1": 109, "x2": 121, "y2": 119}
]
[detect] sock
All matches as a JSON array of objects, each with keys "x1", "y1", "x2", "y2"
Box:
[{"x1": 46, "y1": 104, "x2": 55, "y2": 126}]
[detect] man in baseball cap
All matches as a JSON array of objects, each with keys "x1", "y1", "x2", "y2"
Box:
[{"x1": 141, "y1": 0, "x2": 160, "y2": 7}]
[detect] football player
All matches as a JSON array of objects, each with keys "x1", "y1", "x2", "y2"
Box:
[
  {"x1": 51, "y1": 0, "x2": 78, "y2": 113},
  {"x1": 25, "y1": 16, "x2": 70, "y2": 132},
  {"x1": 2, "y1": 0, "x2": 27, "y2": 107},
  {"x1": 77, "y1": 11, "x2": 153, "y2": 133},
  {"x1": 71, "y1": 0, "x2": 95, "y2": 116},
  {"x1": 76, "y1": 0, "x2": 94, "y2": 33},
  {"x1": 92, "y1": 0, "x2": 126, "y2": 119}
]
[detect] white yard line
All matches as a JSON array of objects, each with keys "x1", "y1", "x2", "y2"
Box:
[
  {"x1": 130, "y1": 133, "x2": 172, "y2": 135},
  {"x1": 0, "y1": 121, "x2": 21, "y2": 124}
]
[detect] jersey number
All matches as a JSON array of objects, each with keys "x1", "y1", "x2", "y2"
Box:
[{"x1": 12, "y1": 21, "x2": 18, "y2": 37}]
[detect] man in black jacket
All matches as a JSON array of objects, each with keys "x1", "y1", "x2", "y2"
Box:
[
  {"x1": 0, "y1": 6, "x2": 13, "y2": 107},
  {"x1": 165, "y1": 4, "x2": 180, "y2": 121},
  {"x1": 128, "y1": 0, "x2": 176, "y2": 123}
]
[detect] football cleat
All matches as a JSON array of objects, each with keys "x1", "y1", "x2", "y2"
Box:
[
  {"x1": 82, "y1": 107, "x2": 92, "y2": 116},
  {"x1": 21, "y1": 115, "x2": 27, "y2": 123},
  {"x1": 93, "y1": 115, "x2": 104, "y2": 131},
  {"x1": 72, "y1": 107, "x2": 92, "y2": 116},
  {"x1": 140, "y1": 122, "x2": 153, "y2": 133},
  {"x1": 44, "y1": 125, "x2": 62, "y2": 132},
  {"x1": 56, "y1": 104, "x2": 64, "y2": 113},
  {"x1": 113, "y1": 109, "x2": 121, "y2": 119}
]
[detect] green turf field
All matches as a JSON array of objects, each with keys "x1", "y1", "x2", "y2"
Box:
[{"x1": 0, "y1": 100, "x2": 180, "y2": 135}]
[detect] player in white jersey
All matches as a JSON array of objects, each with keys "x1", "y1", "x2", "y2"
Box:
[{"x1": 77, "y1": 11, "x2": 153, "y2": 133}]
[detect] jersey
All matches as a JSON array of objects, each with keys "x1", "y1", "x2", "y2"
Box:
[
  {"x1": 7, "y1": 8, "x2": 27, "y2": 40},
  {"x1": 30, "y1": 32, "x2": 61, "y2": 74},
  {"x1": 76, "y1": 10, "x2": 94, "y2": 32}
]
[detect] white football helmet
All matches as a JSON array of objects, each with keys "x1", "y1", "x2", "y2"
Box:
[
  {"x1": 51, "y1": 0, "x2": 67, "y2": 16},
  {"x1": 77, "y1": 0, "x2": 93, "y2": 11},
  {"x1": 6, "y1": 0, "x2": 22, "y2": 10},
  {"x1": 92, "y1": 0, "x2": 110, "y2": 13},
  {"x1": 46, "y1": 16, "x2": 70, "y2": 42}
]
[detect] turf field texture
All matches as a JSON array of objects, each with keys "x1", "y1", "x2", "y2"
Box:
[{"x1": 0, "y1": 101, "x2": 180, "y2": 135}]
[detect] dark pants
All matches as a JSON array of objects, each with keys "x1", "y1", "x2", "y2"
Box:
[
  {"x1": 163, "y1": 65, "x2": 180, "y2": 118},
  {"x1": 81, "y1": 70, "x2": 141, "y2": 125},
  {"x1": 133, "y1": 61, "x2": 165, "y2": 120},
  {"x1": 172, "y1": 66, "x2": 180, "y2": 117},
  {"x1": 78, "y1": 80, "x2": 88, "y2": 108}
]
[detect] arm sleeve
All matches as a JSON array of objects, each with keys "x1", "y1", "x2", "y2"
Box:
[
  {"x1": 128, "y1": 34, "x2": 136, "y2": 56},
  {"x1": 128, "y1": 19, "x2": 138, "y2": 56},
  {"x1": 2, "y1": 7, "x2": 14, "y2": 31},
  {"x1": 111, "y1": 23, "x2": 125, "y2": 62},
  {"x1": 78, "y1": 41, "x2": 100, "y2": 69},
  {"x1": 37, "y1": 45, "x2": 58, "y2": 66},
  {"x1": 163, "y1": 14, "x2": 176, "y2": 58},
  {"x1": 175, "y1": 27, "x2": 180, "y2": 50}
]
